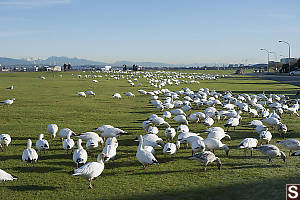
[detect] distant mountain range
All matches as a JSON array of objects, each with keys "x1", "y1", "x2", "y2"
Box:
[{"x1": 0, "y1": 56, "x2": 222, "y2": 68}]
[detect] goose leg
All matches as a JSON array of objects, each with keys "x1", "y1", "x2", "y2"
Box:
[{"x1": 88, "y1": 179, "x2": 93, "y2": 189}]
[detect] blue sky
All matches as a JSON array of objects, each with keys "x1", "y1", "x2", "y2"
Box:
[{"x1": 0, "y1": 0, "x2": 299, "y2": 64}]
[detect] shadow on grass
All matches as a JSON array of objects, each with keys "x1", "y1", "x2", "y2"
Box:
[
  {"x1": 11, "y1": 166, "x2": 62, "y2": 173},
  {"x1": 118, "y1": 175, "x2": 300, "y2": 200},
  {"x1": 3, "y1": 185, "x2": 59, "y2": 191}
]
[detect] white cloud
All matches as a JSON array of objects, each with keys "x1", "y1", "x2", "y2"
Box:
[{"x1": 0, "y1": 0, "x2": 71, "y2": 7}]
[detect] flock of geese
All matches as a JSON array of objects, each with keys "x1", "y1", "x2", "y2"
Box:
[{"x1": 0, "y1": 70, "x2": 300, "y2": 190}]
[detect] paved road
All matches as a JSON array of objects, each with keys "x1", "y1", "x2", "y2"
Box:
[{"x1": 246, "y1": 73, "x2": 300, "y2": 87}]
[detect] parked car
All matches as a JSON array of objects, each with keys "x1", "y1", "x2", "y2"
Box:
[{"x1": 289, "y1": 70, "x2": 300, "y2": 76}]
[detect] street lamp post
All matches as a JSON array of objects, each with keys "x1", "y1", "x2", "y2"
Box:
[
  {"x1": 260, "y1": 48, "x2": 271, "y2": 72},
  {"x1": 278, "y1": 40, "x2": 291, "y2": 73}
]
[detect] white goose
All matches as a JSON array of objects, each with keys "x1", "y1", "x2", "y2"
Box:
[
  {"x1": 136, "y1": 135, "x2": 159, "y2": 169},
  {"x1": 77, "y1": 92, "x2": 86, "y2": 97},
  {"x1": 0, "y1": 98, "x2": 15, "y2": 105},
  {"x1": 0, "y1": 134, "x2": 11, "y2": 151},
  {"x1": 76, "y1": 132, "x2": 104, "y2": 147},
  {"x1": 94, "y1": 127, "x2": 127, "y2": 139},
  {"x1": 277, "y1": 139, "x2": 300, "y2": 156},
  {"x1": 173, "y1": 115, "x2": 188, "y2": 125},
  {"x1": 59, "y1": 128, "x2": 76, "y2": 141},
  {"x1": 101, "y1": 137, "x2": 118, "y2": 162},
  {"x1": 224, "y1": 117, "x2": 240, "y2": 131},
  {"x1": 73, "y1": 139, "x2": 88, "y2": 168},
  {"x1": 72, "y1": 153, "x2": 108, "y2": 189},
  {"x1": 86, "y1": 139, "x2": 99, "y2": 151},
  {"x1": 206, "y1": 127, "x2": 231, "y2": 141},
  {"x1": 22, "y1": 139, "x2": 38, "y2": 166},
  {"x1": 0, "y1": 169, "x2": 17, "y2": 181},
  {"x1": 177, "y1": 125, "x2": 189, "y2": 133},
  {"x1": 239, "y1": 138, "x2": 258, "y2": 156},
  {"x1": 47, "y1": 124, "x2": 58, "y2": 139},
  {"x1": 259, "y1": 130, "x2": 272, "y2": 144},
  {"x1": 203, "y1": 117, "x2": 214, "y2": 127},
  {"x1": 204, "y1": 138, "x2": 230, "y2": 156},
  {"x1": 85, "y1": 91, "x2": 95, "y2": 96},
  {"x1": 189, "y1": 151, "x2": 222, "y2": 172},
  {"x1": 35, "y1": 134, "x2": 49, "y2": 153},
  {"x1": 147, "y1": 126, "x2": 159, "y2": 135},
  {"x1": 253, "y1": 145, "x2": 286, "y2": 163},
  {"x1": 163, "y1": 143, "x2": 177, "y2": 155},
  {"x1": 63, "y1": 133, "x2": 75, "y2": 154},
  {"x1": 164, "y1": 127, "x2": 176, "y2": 141}
]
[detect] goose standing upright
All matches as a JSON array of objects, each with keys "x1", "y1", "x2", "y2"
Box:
[
  {"x1": 0, "y1": 134, "x2": 11, "y2": 151},
  {"x1": 136, "y1": 135, "x2": 159, "y2": 169},
  {"x1": 47, "y1": 124, "x2": 58, "y2": 139},
  {"x1": 73, "y1": 139, "x2": 88, "y2": 168},
  {"x1": 72, "y1": 153, "x2": 108, "y2": 189},
  {"x1": 239, "y1": 138, "x2": 258, "y2": 157},
  {"x1": 63, "y1": 132, "x2": 75, "y2": 154},
  {"x1": 35, "y1": 134, "x2": 49, "y2": 154},
  {"x1": 22, "y1": 139, "x2": 38, "y2": 166}
]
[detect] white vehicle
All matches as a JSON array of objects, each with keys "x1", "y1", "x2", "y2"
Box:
[{"x1": 289, "y1": 70, "x2": 300, "y2": 76}]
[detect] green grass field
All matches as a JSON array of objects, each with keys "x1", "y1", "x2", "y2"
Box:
[{"x1": 0, "y1": 70, "x2": 299, "y2": 200}]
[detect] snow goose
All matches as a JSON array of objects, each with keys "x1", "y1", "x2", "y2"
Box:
[
  {"x1": 101, "y1": 137, "x2": 118, "y2": 162},
  {"x1": 277, "y1": 123, "x2": 287, "y2": 138},
  {"x1": 239, "y1": 138, "x2": 258, "y2": 156},
  {"x1": 177, "y1": 125, "x2": 189, "y2": 133},
  {"x1": 59, "y1": 128, "x2": 76, "y2": 141},
  {"x1": 165, "y1": 127, "x2": 176, "y2": 141},
  {"x1": 0, "y1": 134, "x2": 11, "y2": 151},
  {"x1": 0, "y1": 98, "x2": 15, "y2": 105},
  {"x1": 85, "y1": 91, "x2": 95, "y2": 96},
  {"x1": 22, "y1": 139, "x2": 38, "y2": 166},
  {"x1": 224, "y1": 117, "x2": 240, "y2": 131},
  {"x1": 124, "y1": 92, "x2": 135, "y2": 97},
  {"x1": 141, "y1": 121, "x2": 152, "y2": 133},
  {"x1": 35, "y1": 134, "x2": 49, "y2": 154},
  {"x1": 203, "y1": 117, "x2": 214, "y2": 127},
  {"x1": 262, "y1": 117, "x2": 280, "y2": 129},
  {"x1": 6, "y1": 85, "x2": 13, "y2": 90},
  {"x1": 248, "y1": 120, "x2": 263, "y2": 128},
  {"x1": 149, "y1": 116, "x2": 170, "y2": 127},
  {"x1": 72, "y1": 153, "x2": 108, "y2": 189},
  {"x1": 0, "y1": 169, "x2": 17, "y2": 181},
  {"x1": 204, "y1": 138, "x2": 230, "y2": 156},
  {"x1": 76, "y1": 132, "x2": 104, "y2": 147},
  {"x1": 147, "y1": 126, "x2": 159, "y2": 135},
  {"x1": 97, "y1": 127, "x2": 128, "y2": 139},
  {"x1": 256, "y1": 125, "x2": 268, "y2": 134},
  {"x1": 206, "y1": 127, "x2": 231, "y2": 141},
  {"x1": 181, "y1": 136, "x2": 205, "y2": 155},
  {"x1": 259, "y1": 130, "x2": 272, "y2": 145},
  {"x1": 253, "y1": 145, "x2": 286, "y2": 163},
  {"x1": 136, "y1": 135, "x2": 159, "y2": 169},
  {"x1": 163, "y1": 111, "x2": 172, "y2": 119},
  {"x1": 163, "y1": 143, "x2": 177, "y2": 155},
  {"x1": 139, "y1": 134, "x2": 164, "y2": 148},
  {"x1": 77, "y1": 92, "x2": 86, "y2": 97},
  {"x1": 73, "y1": 139, "x2": 88, "y2": 168},
  {"x1": 170, "y1": 109, "x2": 186, "y2": 116},
  {"x1": 93, "y1": 125, "x2": 114, "y2": 133},
  {"x1": 47, "y1": 124, "x2": 58, "y2": 139},
  {"x1": 277, "y1": 139, "x2": 300, "y2": 156},
  {"x1": 63, "y1": 133, "x2": 75, "y2": 154},
  {"x1": 86, "y1": 139, "x2": 99, "y2": 151},
  {"x1": 112, "y1": 93, "x2": 121, "y2": 99},
  {"x1": 189, "y1": 151, "x2": 221, "y2": 172},
  {"x1": 173, "y1": 115, "x2": 188, "y2": 125},
  {"x1": 189, "y1": 112, "x2": 205, "y2": 123}
]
